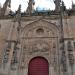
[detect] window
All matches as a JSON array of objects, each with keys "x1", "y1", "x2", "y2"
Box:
[{"x1": 36, "y1": 28, "x2": 44, "y2": 34}]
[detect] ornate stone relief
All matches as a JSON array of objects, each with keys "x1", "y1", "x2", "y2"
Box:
[
  {"x1": 29, "y1": 41, "x2": 49, "y2": 55},
  {"x1": 21, "y1": 19, "x2": 59, "y2": 38},
  {"x1": 19, "y1": 19, "x2": 60, "y2": 72}
]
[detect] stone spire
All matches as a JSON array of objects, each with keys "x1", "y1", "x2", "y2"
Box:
[
  {"x1": 0, "y1": 3, "x2": 1, "y2": 8},
  {"x1": 72, "y1": 0, "x2": 75, "y2": 10},
  {"x1": 54, "y1": 0, "x2": 61, "y2": 11},
  {"x1": 0, "y1": 3, "x2": 1, "y2": 15},
  {"x1": 1, "y1": 0, "x2": 11, "y2": 16},
  {"x1": 26, "y1": 0, "x2": 35, "y2": 15}
]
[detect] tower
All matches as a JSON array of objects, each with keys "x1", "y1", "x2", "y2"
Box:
[
  {"x1": 72, "y1": 0, "x2": 75, "y2": 10},
  {"x1": 26, "y1": 0, "x2": 35, "y2": 15},
  {"x1": 1, "y1": 0, "x2": 11, "y2": 16},
  {"x1": 54, "y1": 0, "x2": 61, "y2": 11},
  {"x1": 0, "y1": 3, "x2": 1, "y2": 16}
]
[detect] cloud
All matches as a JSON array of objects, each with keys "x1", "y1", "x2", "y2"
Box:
[
  {"x1": 63, "y1": 0, "x2": 72, "y2": 9},
  {"x1": 34, "y1": 0, "x2": 55, "y2": 10},
  {"x1": 0, "y1": 0, "x2": 75, "y2": 12}
]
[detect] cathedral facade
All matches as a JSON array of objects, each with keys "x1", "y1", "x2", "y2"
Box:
[{"x1": 0, "y1": 0, "x2": 75, "y2": 75}]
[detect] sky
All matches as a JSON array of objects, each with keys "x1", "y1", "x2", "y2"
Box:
[{"x1": 0, "y1": 0, "x2": 75, "y2": 12}]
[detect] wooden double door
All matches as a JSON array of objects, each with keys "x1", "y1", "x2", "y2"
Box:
[{"x1": 28, "y1": 57, "x2": 49, "y2": 75}]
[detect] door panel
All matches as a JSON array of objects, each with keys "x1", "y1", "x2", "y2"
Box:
[{"x1": 28, "y1": 57, "x2": 49, "y2": 75}]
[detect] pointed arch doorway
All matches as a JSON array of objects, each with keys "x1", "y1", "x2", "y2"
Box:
[{"x1": 28, "y1": 57, "x2": 49, "y2": 75}]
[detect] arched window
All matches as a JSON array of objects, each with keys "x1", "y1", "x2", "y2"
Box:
[{"x1": 36, "y1": 28, "x2": 44, "y2": 34}]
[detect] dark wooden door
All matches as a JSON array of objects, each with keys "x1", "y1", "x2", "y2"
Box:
[{"x1": 28, "y1": 57, "x2": 49, "y2": 75}]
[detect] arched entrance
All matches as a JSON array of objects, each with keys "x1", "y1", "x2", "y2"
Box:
[{"x1": 28, "y1": 56, "x2": 49, "y2": 75}]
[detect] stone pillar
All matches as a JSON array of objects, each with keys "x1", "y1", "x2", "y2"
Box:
[{"x1": 50, "y1": 66, "x2": 57, "y2": 75}]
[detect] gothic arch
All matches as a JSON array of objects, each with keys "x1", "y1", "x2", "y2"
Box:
[
  {"x1": 21, "y1": 19, "x2": 60, "y2": 38},
  {"x1": 20, "y1": 19, "x2": 60, "y2": 74}
]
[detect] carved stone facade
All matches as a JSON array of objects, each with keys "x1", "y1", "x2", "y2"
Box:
[{"x1": 0, "y1": 16, "x2": 75, "y2": 75}]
